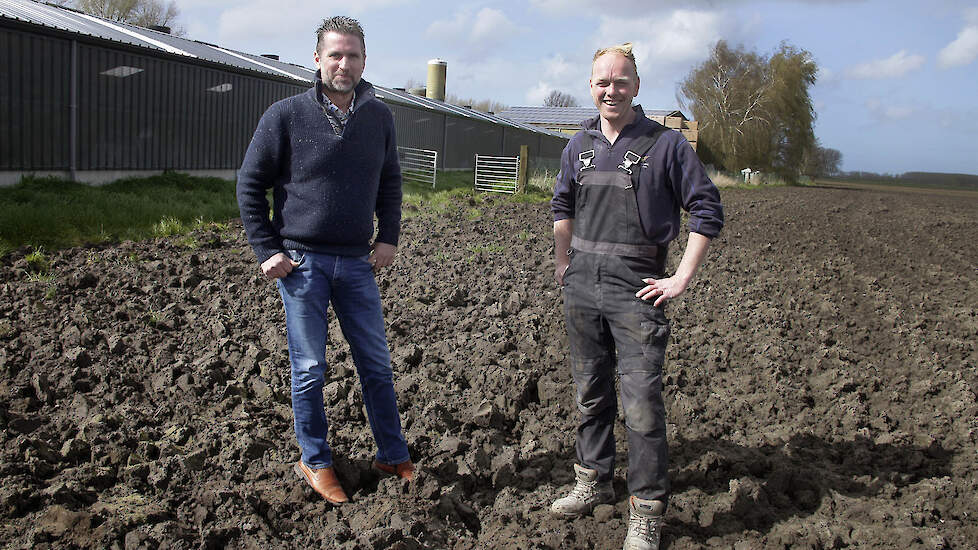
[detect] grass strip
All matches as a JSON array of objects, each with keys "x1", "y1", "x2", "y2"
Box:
[{"x1": 1, "y1": 169, "x2": 553, "y2": 257}]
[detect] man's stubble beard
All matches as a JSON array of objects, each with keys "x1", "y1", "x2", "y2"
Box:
[{"x1": 323, "y1": 77, "x2": 357, "y2": 94}]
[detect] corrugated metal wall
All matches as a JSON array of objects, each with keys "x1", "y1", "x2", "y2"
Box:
[
  {"x1": 75, "y1": 44, "x2": 305, "y2": 170},
  {"x1": 444, "y1": 117, "x2": 502, "y2": 169},
  {"x1": 1, "y1": 22, "x2": 567, "y2": 177},
  {"x1": 388, "y1": 103, "x2": 445, "y2": 164},
  {"x1": 391, "y1": 102, "x2": 568, "y2": 171},
  {"x1": 0, "y1": 25, "x2": 305, "y2": 172},
  {"x1": 0, "y1": 27, "x2": 71, "y2": 170}
]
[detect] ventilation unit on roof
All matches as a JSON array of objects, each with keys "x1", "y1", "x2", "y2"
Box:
[
  {"x1": 149, "y1": 25, "x2": 171, "y2": 34},
  {"x1": 261, "y1": 54, "x2": 279, "y2": 60}
]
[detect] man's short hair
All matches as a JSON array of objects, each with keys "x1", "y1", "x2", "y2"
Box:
[
  {"x1": 315, "y1": 16, "x2": 366, "y2": 56},
  {"x1": 592, "y1": 42, "x2": 638, "y2": 78}
]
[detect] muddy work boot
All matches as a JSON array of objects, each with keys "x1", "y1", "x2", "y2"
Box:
[
  {"x1": 550, "y1": 464, "x2": 615, "y2": 517},
  {"x1": 623, "y1": 496, "x2": 665, "y2": 550}
]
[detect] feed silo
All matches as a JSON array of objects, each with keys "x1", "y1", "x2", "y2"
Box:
[{"x1": 426, "y1": 58, "x2": 446, "y2": 102}]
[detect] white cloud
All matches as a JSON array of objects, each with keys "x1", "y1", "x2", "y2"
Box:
[
  {"x1": 524, "y1": 54, "x2": 589, "y2": 105},
  {"x1": 216, "y1": 0, "x2": 408, "y2": 45},
  {"x1": 426, "y1": 6, "x2": 525, "y2": 59},
  {"x1": 866, "y1": 98, "x2": 914, "y2": 121},
  {"x1": 471, "y1": 8, "x2": 516, "y2": 43},
  {"x1": 816, "y1": 65, "x2": 837, "y2": 84},
  {"x1": 530, "y1": 0, "x2": 863, "y2": 16},
  {"x1": 594, "y1": 10, "x2": 725, "y2": 76},
  {"x1": 938, "y1": 24, "x2": 978, "y2": 69},
  {"x1": 845, "y1": 50, "x2": 926, "y2": 79}
]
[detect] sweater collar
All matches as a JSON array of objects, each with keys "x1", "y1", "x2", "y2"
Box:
[
  {"x1": 582, "y1": 104, "x2": 653, "y2": 147},
  {"x1": 583, "y1": 104, "x2": 647, "y2": 132}
]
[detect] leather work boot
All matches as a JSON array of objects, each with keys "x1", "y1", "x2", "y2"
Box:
[
  {"x1": 372, "y1": 459, "x2": 416, "y2": 481},
  {"x1": 294, "y1": 461, "x2": 349, "y2": 504},
  {"x1": 550, "y1": 464, "x2": 615, "y2": 517},
  {"x1": 623, "y1": 496, "x2": 665, "y2": 550}
]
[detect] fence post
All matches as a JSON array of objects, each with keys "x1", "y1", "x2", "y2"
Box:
[{"x1": 518, "y1": 145, "x2": 528, "y2": 193}]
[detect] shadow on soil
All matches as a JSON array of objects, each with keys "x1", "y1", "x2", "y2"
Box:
[{"x1": 667, "y1": 434, "x2": 953, "y2": 542}]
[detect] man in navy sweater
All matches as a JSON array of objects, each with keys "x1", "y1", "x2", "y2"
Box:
[
  {"x1": 549, "y1": 43, "x2": 724, "y2": 550},
  {"x1": 237, "y1": 16, "x2": 414, "y2": 505}
]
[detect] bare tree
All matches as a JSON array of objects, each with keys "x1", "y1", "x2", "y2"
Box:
[
  {"x1": 445, "y1": 92, "x2": 508, "y2": 115},
  {"x1": 73, "y1": 0, "x2": 181, "y2": 30},
  {"x1": 543, "y1": 90, "x2": 578, "y2": 107}
]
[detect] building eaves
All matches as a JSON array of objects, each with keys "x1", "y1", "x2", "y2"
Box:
[
  {"x1": 0, "y1": 0, "x2": 313, "y2": 84},
  {"x1": 1, "y1": 0, "x2": 566, "y2": 141},
  {"x1": 498, "y1": 106, "x2": 686, "y2": 126}
]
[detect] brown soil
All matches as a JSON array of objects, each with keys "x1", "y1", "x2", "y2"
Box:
[{"x1": 1, "y1": 186, "x2": 976, "y2": 549}]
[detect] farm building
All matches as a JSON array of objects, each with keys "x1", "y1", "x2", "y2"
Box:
[
  {"x1": 0, "y1": 0, "x2": 567, "y2": 185},
  {"x1": 498, "y1": 105, "x2": 699, "y2": 150}
]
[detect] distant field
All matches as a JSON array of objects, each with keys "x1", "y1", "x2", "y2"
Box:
[
  {"x1": 819, "y1": 171, "x2": 978, "y2": 192},
  {"x1": 815, "y1": 178, "x2": 978, "y2": 197}
]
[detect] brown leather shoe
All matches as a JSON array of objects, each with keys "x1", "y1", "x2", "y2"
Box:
[
  {"x1": 372, "y1": 459, "x2": 416, "y2": 481},
  {"x1": 294, "y1": 461, "x2": 349, "y2": 504}
]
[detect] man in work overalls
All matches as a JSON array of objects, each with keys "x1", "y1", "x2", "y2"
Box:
[{"x1": 549, "y1": 42, "x2": 724, "y2": 550}]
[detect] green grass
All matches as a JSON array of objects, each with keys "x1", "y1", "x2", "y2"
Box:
[
  {"x1": 1, "y1": 168, "x2": 554, "y2": 257},
  {"x1": 0, "y1": 172, "x2": 239, "y2": 255}
]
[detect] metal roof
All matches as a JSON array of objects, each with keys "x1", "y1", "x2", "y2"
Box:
[
  {"x1": 0, "y1": 0, "x2": 319, "y2": 84},
  {"x1": 374, "y1": 87, "x2": 567, "y2": 137},
  {"x1": 0, "y1": 0, "x2": 567, "y2": 140},
  {"x1": 497, "y1": 106, "x2": 686, "y2": 127}
]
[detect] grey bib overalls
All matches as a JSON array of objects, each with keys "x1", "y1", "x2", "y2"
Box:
[{"x1": 562, "y1": 128, "x2": 672, "y2": 504}]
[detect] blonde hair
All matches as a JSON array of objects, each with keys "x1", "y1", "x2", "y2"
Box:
[{"x1": 592, "y1": 42, "x2": 638, "y2": 77}]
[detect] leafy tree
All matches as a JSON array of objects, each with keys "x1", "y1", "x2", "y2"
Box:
[
  {"x1": 768, "y1": 42, "x2": 817, "y2": 176},
  {"x1": 72, "y1": 0, "x2": 180, "y2": 30},
  {"x1": 679, "y1": 40, "x2": 817, "y2": 179},
  {"x1": 543, "y1": 90, "x2": 578, "y2": 107},
  {"x1": 802, "y1": 143, "x2": 843, "y2": 177}
]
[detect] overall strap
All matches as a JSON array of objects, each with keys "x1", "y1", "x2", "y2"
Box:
[{"x1": 578, "y1": 134, "x2": 596, "y2": 174}]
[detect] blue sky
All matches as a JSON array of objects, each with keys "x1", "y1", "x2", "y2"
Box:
[{"x1": 179, "y1": 0, "x2": 978, "y2": 175}]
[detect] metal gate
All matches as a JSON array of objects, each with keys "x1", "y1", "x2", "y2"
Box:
[
  {"x1": 397, "y1": 146, "x2": 438, "y2": 188},
  {"x1": 474, "y1": 154, "x2": 519, "y2": 194}
]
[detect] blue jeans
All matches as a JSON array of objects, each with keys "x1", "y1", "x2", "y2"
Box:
[{"x1": 277, "y1": 250, "x2": 409, "y2": 469}]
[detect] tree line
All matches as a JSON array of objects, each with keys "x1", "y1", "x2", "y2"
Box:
[
  {"x1": 679, "y1": 40, "x2": 840, "y2": 179},
  {"x1": 56, "y1": 0, "x2": 181, "y2": 32}
]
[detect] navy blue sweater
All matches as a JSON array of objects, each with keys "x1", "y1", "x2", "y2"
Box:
[
  {"x1": 237, "y1": 78, "x2": 402, "y2": 264},
  {"x1": 551, "y1": 105, "x2": 724, "y2": 244}
]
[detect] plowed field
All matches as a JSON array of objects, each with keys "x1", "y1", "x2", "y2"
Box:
[{"x1": 1, "y1": 185, "x2": 976, "y2": 549}]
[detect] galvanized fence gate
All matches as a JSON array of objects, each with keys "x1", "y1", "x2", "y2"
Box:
[
  {"x1": 474, "y1": 154, "x2": 519, "y2": 194},
  {"x1": 397, "y1": 146, "x2": 438, "y2": 188}
]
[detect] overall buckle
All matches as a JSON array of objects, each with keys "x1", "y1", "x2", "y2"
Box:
[
  {"x1": 618, "y1": 150, "x2": 642, "y2": 175},
  {"x1": 578, "y1": 150, "x2": 595, "y2": 172}
]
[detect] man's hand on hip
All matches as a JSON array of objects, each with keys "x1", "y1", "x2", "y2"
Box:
[
  {"x1": 370, "y1": 242, "x2": 397, "y2": 271},
  {"x1": 636, "y1": 274, "x2": 690, "y2": 307},
  {"x1": 261, "y1": 252, "x2": 298, "y2": 280}
]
